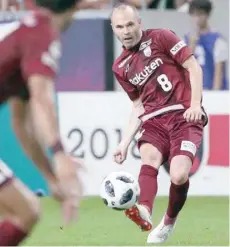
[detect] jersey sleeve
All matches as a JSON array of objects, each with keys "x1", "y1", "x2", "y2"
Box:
[
  {"x1": 114, "y1": 72, "x2": 139, "y2": 101},
  {"x1": 159, "y1": 29, "x2": 193, "y2": 65},
  {"x1": 21, "y1": 23, "x2": 61, "y2": 81}
]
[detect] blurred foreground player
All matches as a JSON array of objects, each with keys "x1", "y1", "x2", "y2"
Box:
[
  {"x1": 112, "y1": 4, "x2": 207, "y2": 244},
  {"x1": 0, "y1": 0, "x2": 84, "y2": 245}
]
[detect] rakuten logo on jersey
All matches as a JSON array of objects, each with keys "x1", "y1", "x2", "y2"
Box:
[{"x1": 129, "y1": 58, "x2": 163, "y2": 86}]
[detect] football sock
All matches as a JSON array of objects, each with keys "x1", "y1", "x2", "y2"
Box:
[
  {"x1": 0, "y1": 220, "x2": 28, "y2": 246},
  {"x1": 138, "y1": 164, "x2": 158, "y2": 213},
  {"x1": 165, "y1": 180, "x2": 190, "y2": 224}
]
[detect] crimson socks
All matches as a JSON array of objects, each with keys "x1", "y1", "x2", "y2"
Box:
[
  {"x1": 0, "y1": 220, "x2": 27, "y2": 246},
  {"x1": 165, "y1": 180, "x2": 190, "y2": 225},
  {"x1": 138, "y1": 164, "x2": 158, "y2": 213}
]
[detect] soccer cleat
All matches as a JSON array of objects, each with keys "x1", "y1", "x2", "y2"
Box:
[
  {"x1": 147, "y1": 214, "x2": 177, "y2": 244},
  {"x1": 125, "y1": 204, "x2": 152, "y2": 231}
]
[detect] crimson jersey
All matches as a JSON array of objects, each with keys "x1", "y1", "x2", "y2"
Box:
[
  {"x1": 113, "y1": 29, "x2": 194, "y2": 121},
  {"x1": 0, "y1": 10, "x2": 60, "y2": 104}
]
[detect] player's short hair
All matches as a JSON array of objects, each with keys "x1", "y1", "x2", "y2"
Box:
[
  {"x1": 189, "y1": 0, "x2": 212, "y2": 15},
  {"x1": 35, "y1": 0, "x2": 78, "y2": 13},
  {"x1": 110, "y1": 3, "x2": 140, "y2": 21}
]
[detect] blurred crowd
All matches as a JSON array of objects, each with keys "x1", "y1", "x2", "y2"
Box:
[
  {"x1": 1, "y1": 0, "x2": 228, "y2": 90},
  {"x1": 0, "y1": 0, "x2": 196, "y2": 11}
]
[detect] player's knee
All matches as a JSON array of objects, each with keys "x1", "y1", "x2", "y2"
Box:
[
  {"x1": 170, "y1": 155, "x2": 191, "y2": 185},
  {"x1": 170, "y1": 172, "x2": 188, "y2": 185},
  {"x1": 140, "y1": 143, "x2": 163, "y2": 169}
]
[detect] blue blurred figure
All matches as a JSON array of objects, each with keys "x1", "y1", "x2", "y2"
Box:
[{"x1": 185, "y1": 0, "x2": 228, "y2": 90}]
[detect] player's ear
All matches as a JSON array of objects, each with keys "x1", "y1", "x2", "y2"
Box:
[{"x1": 111, "y1": 23, "x2": 115, "y2": 32}]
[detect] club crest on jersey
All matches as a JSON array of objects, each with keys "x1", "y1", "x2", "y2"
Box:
[
  {"x1": 139, "y1": 39, "x2": 152, "y2": 51},
  {"x1": 143, "y1": 46, "x2": 152, "y2": 57}
]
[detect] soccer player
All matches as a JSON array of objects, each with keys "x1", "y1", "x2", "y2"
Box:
[
  {"x1": 185, "y1": 0, "x2": 228, "y2": 90},
  {"x1": 0, "y1": 0, "x2": 84, "y2": 245},
  {"x1": 111, "y1": 4, "x2": 208, "y2": 244}
]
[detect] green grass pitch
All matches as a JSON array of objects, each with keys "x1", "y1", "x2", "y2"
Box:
[{"x1": 24, "y1": 196, "x2": 229, "y2": 246}]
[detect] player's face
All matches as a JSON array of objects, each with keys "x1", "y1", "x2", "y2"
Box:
[
  {"x1": 111, "y1": 9, "x2": 142, "y2": 49},
  {"x1": 190, "y1": 10, "x2": 209, "y2": 29}
]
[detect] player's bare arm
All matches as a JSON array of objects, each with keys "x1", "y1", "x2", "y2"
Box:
[
  {"x1": 27, "y1": 75, "x2": 59, "y2": 147},
  {"x1": 10, "y1": 97, "x2": 55, "y2": 179},
  {"x1": 9, "y1": 97, "x2": 64, "y2": 201},
  {"x1": 28, "y1": 75, "x2": 83, "y2": 224},
  {"x1": 182, "y1": 55, "x2": 204, "y2": 122},
  {"x1": 188, "y1": 31, "x2": 199, "y2": 53},
  {"x1": 113, "y1": 97, "x2": 144, "y2": 164},
  {"x1": 212, "y1": 37, "x2": 228, "y2": 90},
  {"x1": 213, "y1": 62, "x2": 224, "y2": 90}
]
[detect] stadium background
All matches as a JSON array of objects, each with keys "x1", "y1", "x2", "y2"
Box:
[{"x1": 0, "y1": 0, "x2": 229, "y2": 245}]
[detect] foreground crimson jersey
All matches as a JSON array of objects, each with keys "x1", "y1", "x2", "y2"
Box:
[
  {"x1": 113, "y1": 29, "x2": 194, "y2": 121},
  {"x1": 0, "y1": 9, "x2": 60, "y2": 104}
]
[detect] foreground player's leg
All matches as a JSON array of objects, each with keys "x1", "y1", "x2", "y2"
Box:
[
  {"x1": 125, "y1": 143, "x2": 163, "y2": 231},
  {"x1": 0, "y1": 162, "x2": 40, "y2": 246},
  {"x1": 147, "y1": 155, "x2": 191, "y2": 243}
]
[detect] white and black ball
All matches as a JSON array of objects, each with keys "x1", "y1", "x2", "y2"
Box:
[{"x1": 100, "y1": 171, "x2": 140, "y2": 210}]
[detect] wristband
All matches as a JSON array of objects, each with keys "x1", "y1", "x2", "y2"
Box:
[{"x1": 49, "y1": 140, "x2": 64, "y2": 155}]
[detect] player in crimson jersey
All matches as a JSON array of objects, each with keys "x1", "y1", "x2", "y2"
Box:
[
  {"x1": 112, "y1": 4, "x2": 207, "y2": 244},
  {"x1": 0, "y1": 0, "x2": 84, "y2": 245}
]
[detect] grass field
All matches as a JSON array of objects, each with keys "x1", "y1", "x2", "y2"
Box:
[{"x1": 24, "y1": 196, "x2": 229, "y2": 246}]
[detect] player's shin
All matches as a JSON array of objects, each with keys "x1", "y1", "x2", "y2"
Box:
[
  {"x1": 138, "y1": 165, "x2": 158, "y2": 213},
  {"x1": 165, "y1": 155, "x2": 192, "y2": 224},
  {"x1": 165, "y1": 179, "x2": 189, "y2": 224},
  {"x1": 138, "y1": 144, "x2": 162, "y2": 214}
]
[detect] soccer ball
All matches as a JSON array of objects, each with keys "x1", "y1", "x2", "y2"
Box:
[{"x1": 100, "y1": 171, "x2": 140, "y2": 210}]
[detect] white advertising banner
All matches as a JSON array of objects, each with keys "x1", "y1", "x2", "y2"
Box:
[{"x1": 58, "y1": 91, "x2": 229, "y2": 196}]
